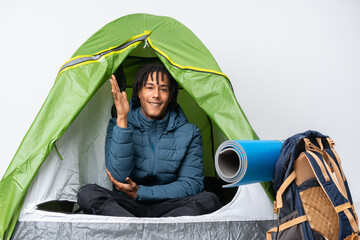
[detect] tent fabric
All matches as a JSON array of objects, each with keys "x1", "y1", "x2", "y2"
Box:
[
  {"x1": 12, "y1": 183, "x2": 276, "y2": 240},
  {"x1": 0, "y1": 13, "x2": 271, "y2": 239}
]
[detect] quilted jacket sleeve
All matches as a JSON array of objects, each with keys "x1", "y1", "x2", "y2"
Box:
[
  {"x1": 136, "y1": 126, "x2": 204, "y2": 201},
  {"x1": 105, "y1": 118, "x2": 134, "y2": 182}
]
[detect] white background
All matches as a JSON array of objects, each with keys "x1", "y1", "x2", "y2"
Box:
[{"x1": 1, "y1": 1, "x2": 359, "y2": 205}]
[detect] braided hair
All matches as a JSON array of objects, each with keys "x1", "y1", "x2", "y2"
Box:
[{"x1": 132, "y1": 63, "x2": 179, "y2": 111}]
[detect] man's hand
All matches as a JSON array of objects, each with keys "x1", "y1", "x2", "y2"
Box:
[
  {"x1": 110, "y1": 75, "x2": 130, "y2": 128},
  {"x1": 106, "y1": 169, "x2": 138, "y2": 199}
]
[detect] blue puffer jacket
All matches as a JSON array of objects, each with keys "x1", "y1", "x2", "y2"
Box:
[{"x1": 105, "y1": 104, "x2": 204, "y2": 202}]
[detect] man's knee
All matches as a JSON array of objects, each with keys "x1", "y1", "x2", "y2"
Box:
[
  {"x1": 196, "y1": 191, "x2": 222, "y2": 212},
  {"x1": 183, "y1": 191, "x2": 222, "y2": 215},
  {"x1": 77, "y1": 184, "x2": 108, "y2": 209},
  {"x1": 77, "y1": 184, "x2": 98, "y2": 200}
]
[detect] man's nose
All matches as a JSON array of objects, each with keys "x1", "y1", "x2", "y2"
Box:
[{"x1": 153, "y1": 88, "x2": 160, "y2": 98}]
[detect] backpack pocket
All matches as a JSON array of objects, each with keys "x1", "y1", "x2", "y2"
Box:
[
  {"x1": 298, "y1": 178, "x2": 339, "y2": 240},
  {"x1": 274, "y1": 210, "x2": 306, "y2": 240}
]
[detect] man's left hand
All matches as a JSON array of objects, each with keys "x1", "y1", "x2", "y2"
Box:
[{"x1": 106, "y1": 169, "x2": 139, "y2": 199}]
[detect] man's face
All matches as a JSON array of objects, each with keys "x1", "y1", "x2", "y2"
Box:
[{"x1": 138, "y1": 71, "x2": 170, "y2": 120}]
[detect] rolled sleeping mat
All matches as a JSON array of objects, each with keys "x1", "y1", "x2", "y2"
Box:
[{"x1": 215, "y1": 140, "x2": 283, "y2": 187}]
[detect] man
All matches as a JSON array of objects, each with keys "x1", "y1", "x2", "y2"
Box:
[{"x1": 77, "y1": 63, "x2": 221, "y2": 217}]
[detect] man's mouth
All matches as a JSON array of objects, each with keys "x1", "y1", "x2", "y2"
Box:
[{"x1": 148, "y1": 102, "x2": 162, "y2": 107}]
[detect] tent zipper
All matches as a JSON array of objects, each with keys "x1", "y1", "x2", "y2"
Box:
[
  {"x1": 58, "y1": 33, "x2": 149, "y2": 75},
  {"x1": 143, "y1": 38, "x2": 149, "y2": 49}
]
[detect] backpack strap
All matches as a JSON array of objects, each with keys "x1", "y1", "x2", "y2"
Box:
[
  {"x1": 305, "y1": 137, "x2": 350, "y2": 201},
  {"x1": 266, "y1": 215, "x2": 308, "y2": 240},
  {"x1": 336, "y1": 202, "x2": 359, "y2": 232},
  {"x1": 304, "y1": 138, "x2": 331, "y2": 182},
  {"x1": 324, "y1": 149, "x2": 349, "y2": 198},
  {"x1": 344, "y1": 233, "x2": 360, "y2": 240},
  {"x1": 325, "y1": 138, "x2": 359, "y2": 225},
  {"x1": 275, "y1": 171, "x2": 296, "y2": 210},
  {"x1": 326, "y1": 137, "x2": 346, "y2": 181},
  {"x1": 270, "y1": 171, "x2": 310, "y2": 240},
  {"x1": 303, "y1": 138, "x2": 359, "y2": 234}
]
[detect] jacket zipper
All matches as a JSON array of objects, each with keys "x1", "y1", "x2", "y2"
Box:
[{"x1": 150, "y1": 126, "x2": 157, "y2": 176}]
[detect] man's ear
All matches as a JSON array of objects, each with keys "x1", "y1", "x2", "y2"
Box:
[{"x1": 137, "y1": 88, "x2": 141, "y2": 99}]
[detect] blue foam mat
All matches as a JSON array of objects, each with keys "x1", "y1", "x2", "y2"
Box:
[{"x1": 215, "y1": 140, "x2": 283, "y2": 187}]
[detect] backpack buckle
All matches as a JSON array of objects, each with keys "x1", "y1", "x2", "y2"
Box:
[
  {"x1": 327, "y1": 138, "x2": 335, "y2": 146},
  {"x1": 273, "y1": 201, "x2": 278, "y2": 214},
  {"x1": 303, "y1": 138, "x2": 311, "y2": 147}
]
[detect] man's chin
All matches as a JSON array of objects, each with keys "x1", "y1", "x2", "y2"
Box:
[
  {"x1": 150, "y1": 112, "x2": 167, "y2": 120},
  {"x1": 141, "y1": 107, "x2": 167, "y2": 120}
]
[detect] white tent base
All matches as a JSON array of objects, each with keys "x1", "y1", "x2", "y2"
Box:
[
  {"x1": 12, "y1": 211, "x2": 276, "y2": 240},
  {"x1": 13, "y1": 184, "x2": 277, "y2": 239}
]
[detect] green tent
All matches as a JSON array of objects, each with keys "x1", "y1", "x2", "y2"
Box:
[{"x1": 0, "y1": 13, "x2": 274, "y2": 239}]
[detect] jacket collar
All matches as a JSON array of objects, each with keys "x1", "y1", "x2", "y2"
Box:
[{"x1": 128, "y1": 99, "x2": 188, "y2": 133}]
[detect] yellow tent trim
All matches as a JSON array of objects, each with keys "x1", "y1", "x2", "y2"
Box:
[{"x1": 146, "y1": 36, "x2": 229, "y2": 79}]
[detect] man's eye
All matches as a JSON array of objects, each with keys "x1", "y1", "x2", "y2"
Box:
[
  {"x1": 160, "y1": 88, "x2": 168, "y2": 92},
  {"x1": 146, "y1": 86, "x2": 153, "y2": 90}
]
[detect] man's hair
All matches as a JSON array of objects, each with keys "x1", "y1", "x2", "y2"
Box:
[{"x1": 132, "y1": 63, "x2": 179, "y2": 111}]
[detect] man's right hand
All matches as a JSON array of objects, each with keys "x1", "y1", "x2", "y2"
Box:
[
  {"x1": 106, "y1": 169, "x2": 138, "y2": 199},
  {"x1": 110, "y1": 75, "x2": 130, "y2": 128}
]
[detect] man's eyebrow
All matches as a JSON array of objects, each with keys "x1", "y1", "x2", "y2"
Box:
[
  {"x1": 144, "y1": 82, "x2": 156, "y2": 87},
  {"x1": 145, "y1": 82, "x2": 169, "y2": 88}
]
